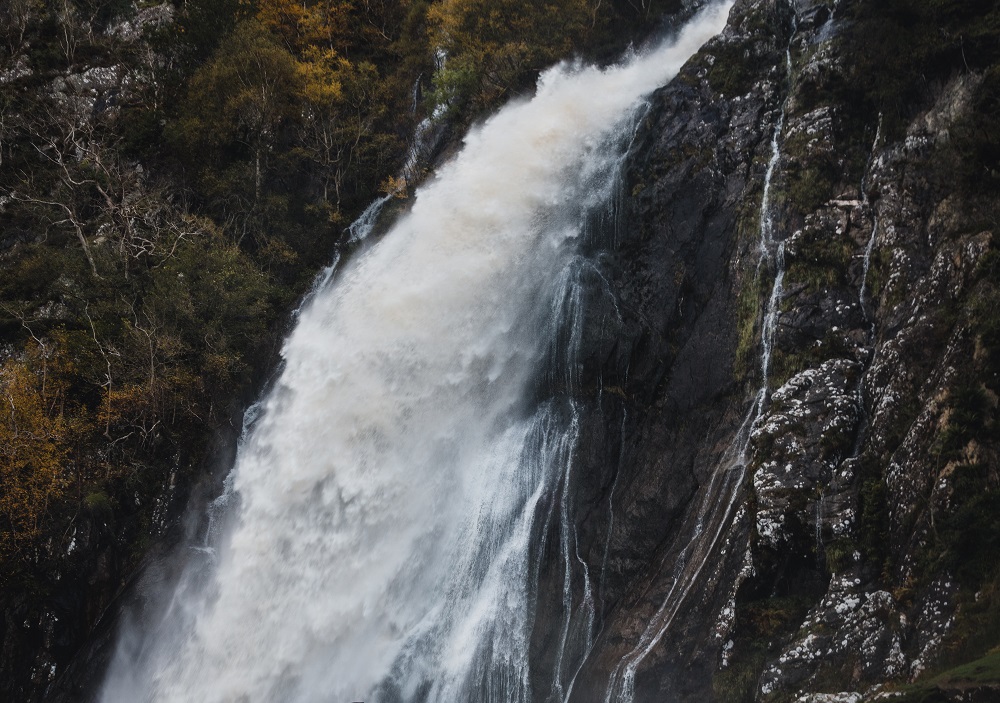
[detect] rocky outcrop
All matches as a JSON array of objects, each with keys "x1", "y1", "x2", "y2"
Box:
[
  {"x1": 554, "y1": 0, "x2": 1000, "y2": 700},
  {"x1": 543, "y1": 1, "x2": 799, "y2": 699}
]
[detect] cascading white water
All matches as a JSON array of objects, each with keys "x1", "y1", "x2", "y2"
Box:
[
  {"x1": 753, "y1": 37, "x2": 795, "y2": 423},
  {"x1": 347, "y1": 117, "x2": 436, "y2": 244},
  {"x1": 98, "y1": 5, "x2": 735, "y2": 703}
]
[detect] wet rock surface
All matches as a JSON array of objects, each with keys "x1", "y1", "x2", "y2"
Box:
[
  {"x1": 556, "y1": 0, "x2": 799, "y2": 700},
  {"x1": 559, "y1": 0, "x2": 1000, "y2": 700}
]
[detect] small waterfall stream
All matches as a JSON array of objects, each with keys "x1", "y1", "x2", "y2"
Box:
[
  {"x1": 858, "y1": 216, "x2": 878, "y2": 316},
  {"x1": 97, "y1": 5, "x2": 735, "y2": 703},
  {"x1": 753, "y1": 41, "x2": 792, "y2": 420},
  {"x1": 603, "y1": 14, "x2": 797, "y2": 702},
  {"x1": 858, "y1": 114, "x2": 883, "y2": 320},
  {"x1": 837, "y1": 114, "x2": 887, "y2": 512}
]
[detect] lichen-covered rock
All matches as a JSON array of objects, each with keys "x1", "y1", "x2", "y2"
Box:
[
  {"x1": 750, "y1": 358, "x2": 862, "y2": 549},
  {"x1": 106, "y1": 3, "x2": 175, "y2": 42},
  {"x1": 15, "y1": 0, "x2": 997, "y2": 700},
  {"x1": 736, "y1": 18, "x2": 996, "y2": 703},
  {"x1": 564, "y1": 1, "x2": 999, "y2": 701},
  {"x1": 49, "y1": 65, "x2": 127, "y2": 122}
]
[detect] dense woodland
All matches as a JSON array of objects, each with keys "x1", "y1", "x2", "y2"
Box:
[{"x1": 1, "y1": 0, "x2": 1000, "y2": 700}]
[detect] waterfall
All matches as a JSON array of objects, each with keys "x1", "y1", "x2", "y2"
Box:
[
  {"x1": 345, "y1": 119, "x2": 431, "y2": 245},
  {"x1": 858, "y1": 216, "x2": 878, "y2": 316},
  {"x1": 98, "y1": 5, "x2": 735, "y2": 703},
  {"x1": 752, "y1": 36, "x2": 795, "y2": 426},
  {"x1": 837, "y1": 116, "x2": 886, "y2": 523},
  {"x1": 815, "y1": 492, "x2": 825, "y2": 567}
]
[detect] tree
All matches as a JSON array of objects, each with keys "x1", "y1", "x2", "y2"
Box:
[
  {"x1": 427, "y1": 0, "x2": 592, "y2": 109},
  {"x1": 0, "y1": 0, "x2": 41, "y2": 59},
  {"x1": 0, "y1": 341, "x2": 77, "y2": 558},
  {"x1": 171, "y1": 19, "x2": 303, "y2": 239},
  {"x1": 295, "y1": 46, "x2": 348, "y2": 207}
]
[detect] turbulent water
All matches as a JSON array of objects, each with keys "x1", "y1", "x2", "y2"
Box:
[{"x1": 99, "y1": 5, "x2": 734, "y2": 702}]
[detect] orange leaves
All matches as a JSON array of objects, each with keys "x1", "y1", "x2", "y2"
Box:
[
  {"x1": 257, "y1": 0, "x2": 353, "y2": 54},
  {"x1": 0, "y1": 342, "x2": 74, "y2": 557},
  {"x1": 379, "y1": 174, "x2": 408, "y2": 198}
]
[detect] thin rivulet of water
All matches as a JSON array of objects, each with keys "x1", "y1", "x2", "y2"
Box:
[
  {"x1": 836, "y1": 114, "x2": 887, "y2": 502},
  {"x1": 858, "y1": 113, "x2": 883, "y2": 322},
  {"x1": 604, "y1": 12, "x2": 797, "y2": 702},
  {"x1": 97, "y1": 5, "x2": 735, "y2": 703}
]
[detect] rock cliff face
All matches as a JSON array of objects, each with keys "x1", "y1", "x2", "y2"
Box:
[{"x1": 543, "y1": 0, "x2": 1000, "y2": 700}]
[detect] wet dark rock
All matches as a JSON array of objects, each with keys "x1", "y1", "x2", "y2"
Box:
[{"x1": 550, "y1": 0, "x2": 999, "y2": 701}]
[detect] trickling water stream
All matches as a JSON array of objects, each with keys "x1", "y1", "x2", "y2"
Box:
[
  {"x1": 859, "y1": 114, "x2": 884, "y2": 319},
  {"x1": 98, "y1": 5, "x2": 734, "y2": 703},
  {"x1": 603, "y1": 15, "x2": 796, "y2": 702}
]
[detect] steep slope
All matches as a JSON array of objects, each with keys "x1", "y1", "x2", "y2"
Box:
[
  {"x1": 0, "y1": 1, "x2": 712, "y2": 700},
  {"x1": 557, "y1": 0, "x2": 1000, "y2": 700}
]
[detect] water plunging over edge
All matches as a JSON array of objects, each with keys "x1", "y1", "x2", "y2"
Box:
[{"x1": 97, "y1": 6, "x2": 736, "y2": 702}]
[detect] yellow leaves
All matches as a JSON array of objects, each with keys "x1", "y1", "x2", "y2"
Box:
[
  {"x1": 298, "y1": 0, "x2": 352, "y2": 49},
  {"x1": 257, "y1": 0, "x2": 309, "y2": 45},
  {"x1": 252, "y1": 1, "x2": 369, "y2": 112},
  {"x1": 97, "y1": 383, "x2": 149, "y2": 434},
  {"x1": 379, "y1": 175, "x2": 408, "y2": 198},
  {"x1": 0, "y1": 329, "x2": 166, "y2": 560},
  {"x1": 257, "y1": 0, "x2": 352, "y2": 54},
  {"x1": 0, "y1": 344, "x2": 72, "y2": 557},
  {"x1": 297, "y1": 47, "x2": 345, "y2": 106}
]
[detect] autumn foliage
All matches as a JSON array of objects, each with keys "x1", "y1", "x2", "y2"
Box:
[
  {"x1": 0, "y1": 367, "x2": 66, "y2": 555},
  {"x1": 0, "y1": 340, "x2": 77, "y2": 558}
]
